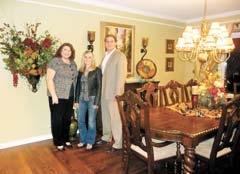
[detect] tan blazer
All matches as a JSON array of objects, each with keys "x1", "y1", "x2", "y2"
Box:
[{"x1": 101, "y1": 49, "x2": 127, "y2": 100}]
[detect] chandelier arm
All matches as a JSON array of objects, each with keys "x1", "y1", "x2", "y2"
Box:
[
  {"x1": 222, "y1": 53, "x2": 231, "y2": 62},
  {"x1": 177, "y1": 52, "x2": 189, "y2": 61},
  {"x1": 212, "y1": 49, "x2": 222, "y2": 64},
  {"x1": 213, "y1": 50, "x2": 231, "y2": 64},
  {"x1": 177, "y1": 50, "x2": 196, "y2": 62},
  {"x1": 184, "y1": 52, "x2": 193, "y2": 61}
]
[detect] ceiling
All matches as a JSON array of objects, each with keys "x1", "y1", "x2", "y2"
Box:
[{"x1": 70, "y1": 0, "x2": 240, "y2": 23}]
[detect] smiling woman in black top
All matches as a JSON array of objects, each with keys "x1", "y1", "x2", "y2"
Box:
[{"x1": 74, "y1": 50, "x2": 102, "y2": 150}]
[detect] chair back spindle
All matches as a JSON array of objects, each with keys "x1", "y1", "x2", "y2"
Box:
[{"x1": 159, "y1": 80, "x2": 184, "y2": 106}]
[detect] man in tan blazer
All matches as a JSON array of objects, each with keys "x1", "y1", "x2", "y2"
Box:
[{"x1": 97, "y1": 34, "x2": 127, "y2": 152}]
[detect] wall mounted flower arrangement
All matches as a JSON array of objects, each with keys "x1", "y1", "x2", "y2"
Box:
[{"x1": 0, "y1": 22, "x2": 59, "y2": 92}]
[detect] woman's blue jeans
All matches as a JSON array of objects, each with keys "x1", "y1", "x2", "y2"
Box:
[{"x1": 77, "y1": 99, "x2": 97, "y2": 145}]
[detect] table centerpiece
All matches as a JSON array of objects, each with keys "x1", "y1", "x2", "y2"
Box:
[{"x1": 198, "y1": 72, "x2": 226, "y2": 109}]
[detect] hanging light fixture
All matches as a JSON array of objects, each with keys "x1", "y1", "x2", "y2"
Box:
[{"x1": 176, "y1": 0, "x2": 235, "y2": 81}]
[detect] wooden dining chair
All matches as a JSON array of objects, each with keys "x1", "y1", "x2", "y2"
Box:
[
  {"x1": 159, "y1": 80, "x2": 185, "y2": 106},
  {"x1": 195, "y1": 95, "x2": 240, "y2": 174},
  {"x1": 116, "y1": 90, "x2": 178, "y2": 174},
  {"x1": 136, "y1": 82, "x2": 159, "y2": 107},
  {"x1": 183, "y1": 78, "x2": 198, "y2": 102},
  {"x1": 158, "y1": 80, "x2": 185, "y2": 163}
]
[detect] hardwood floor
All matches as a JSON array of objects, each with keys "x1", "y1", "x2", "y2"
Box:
[
  {"x1": 0, "y1": 139, "x2": 147, "y2": 174},
  {"x1": 0, "y1": 139, "x2": 238, "y2": 174}
]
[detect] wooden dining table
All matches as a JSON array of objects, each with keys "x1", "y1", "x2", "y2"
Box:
[{"x1": 149, "y1": 106, "x2": 220, "y2": 174}]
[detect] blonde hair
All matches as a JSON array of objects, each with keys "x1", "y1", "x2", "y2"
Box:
[{"x1": 79, "y1": 50, "x2": 96, "y2": 72}]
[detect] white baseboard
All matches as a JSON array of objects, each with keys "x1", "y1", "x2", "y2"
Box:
[{"x1": 0, "y1": 134, "x2": 52, "y2": 149}]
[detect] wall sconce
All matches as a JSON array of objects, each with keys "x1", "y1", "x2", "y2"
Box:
[
  {"x1": 87, "y1": 31, "x2": 95, "y2": 52},
  {"x1": 140, "y1": 37, "x2": 148, "y2": 59}
]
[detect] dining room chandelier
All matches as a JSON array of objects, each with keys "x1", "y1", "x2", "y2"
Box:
[{"x1": 176, "y1": 0, "x2": 235, "y2": 80}]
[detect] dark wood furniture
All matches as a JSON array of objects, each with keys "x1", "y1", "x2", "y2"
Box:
[
  {"x1": 148, "y1": 107, "x2": 220, "y2": 174},
  {"x1": 136, "y1": 82, "x2": 159, "y2": 107},
  {"x1": 125, "y1": 81, "x2": 160, "y2": 93},
  {"x1": 116, "y1": 90, "x2": 177, "y2": 174},
  {"x1": 195, "y1": 95, "x2": 240, "y2": 174}
]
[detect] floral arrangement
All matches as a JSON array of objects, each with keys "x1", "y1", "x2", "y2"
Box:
[
  {"x1": 198, "y1": 72, "x2": 226, "y2": 108},
  {"x1": 0, "y1": 22, "x2": 59, "y2": 88}
]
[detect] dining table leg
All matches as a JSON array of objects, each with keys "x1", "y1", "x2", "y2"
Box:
[{"x1": 183, "y1": 147, "x2": 195, "y2": 174}]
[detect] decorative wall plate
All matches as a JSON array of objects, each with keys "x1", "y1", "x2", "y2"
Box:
[{"x1": 136, "y1": 59, "x2": 157, "y2": 79}]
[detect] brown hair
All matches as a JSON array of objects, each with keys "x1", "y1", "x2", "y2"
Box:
[
  {"x1": 54, "y1": 42, "x2": 75, "y2": 60},
  {"x1": 104, "y1": 34, "x2": 117, "y2": 42}
]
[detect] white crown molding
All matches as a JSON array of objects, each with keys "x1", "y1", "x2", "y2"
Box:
[
  {"x1": 68, "y1": 0, "x2": 240, "y2": 24},
  {"x1": 17, "y1": 0, "x2": 183, "y2": 28},
  {"x1": 68, "y1": 0, "x2": 185, "y2": 22}
]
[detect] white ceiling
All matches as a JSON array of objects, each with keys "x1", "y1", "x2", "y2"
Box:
[{"x1": 70, "y1": 0, "x2": 240, "y2": 23}]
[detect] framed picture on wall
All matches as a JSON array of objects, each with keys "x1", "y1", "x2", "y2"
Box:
[
  {"x1": 166, "y1": 39, "x2": 175, "y2": 53},
  {"x1": 101, "y1": 22, "x2": 135, "y2": 77},
  {"x1": 165, "y1": 57, "x2": 174, "y2": 72}
]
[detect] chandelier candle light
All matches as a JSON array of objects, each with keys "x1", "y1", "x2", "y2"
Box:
[
  {"x1": 87, "y1": 31, "x2": 95, "y2": 52},
  {"x1": 176, "y1": 0, "x2": 235, "y2": 81},
  {"x1": 140, "y1": 37, "x2": 148, "y2": 59},
  {"x1": 142, "y1": 37, "x2": 149, "y2": 48}
]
